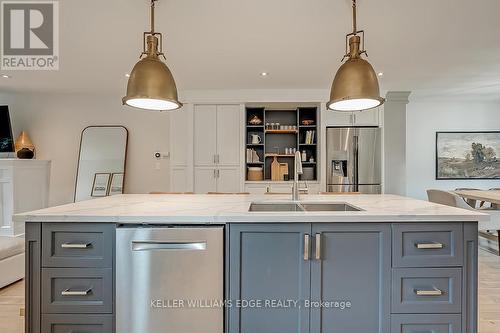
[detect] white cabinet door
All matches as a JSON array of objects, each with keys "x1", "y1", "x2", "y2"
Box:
[
  {"x1": 353, "y1": 109, "x2": 379, "y2": 126},
  {"x1": 217, "y1": 167, "x2": 241, "y2": 193},
  {"x1": 194, "y1": 105, "x2": 217, "y2": 166},
  {"x1": 194, "y1": 167, "x2": 217, "y2": 193},
  {"x1": 170, "y1": 110, "x2": 190, "y2": 166},
  {"x1": 216, "y1": 105, "x2": 240, "y2": 165},
  {"x1": 170, "y1": 167, "x2": 188, "y2": 193},
  {"x1": 325, "y1": 111, "x2": 354, "y2": 126}
]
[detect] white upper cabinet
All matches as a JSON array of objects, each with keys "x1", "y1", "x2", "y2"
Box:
[
  {"x1": 325, "y1": 108, "x2": 380, "y2": 127},
  {"x1": 216, "y1": 105, "x2": 241, "y2": 165},
  {"x1": 194, "y1": 105, "x2": 218, "y2": 165},
  {"x1": 353, "y1": 109, "x2": 380, "y2": 126},
  {"x1": 170, "y1": 109, "x2": 190, "y2": 166}
]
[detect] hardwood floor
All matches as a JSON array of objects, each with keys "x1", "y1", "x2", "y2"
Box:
[
  {"x1": 0, "y1": 279, "x2": 24, "y2": 333},
  {"x1": 479, "y1": 249, "x2": 500, "y2": 333},
  {"x1": 0, "y1": 249, "x2": 499, "y2": 333}
]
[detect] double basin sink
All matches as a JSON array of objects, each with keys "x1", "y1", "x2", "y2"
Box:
[{"x1": 249, "y1": 201, "x2": 363, "y2": 212}]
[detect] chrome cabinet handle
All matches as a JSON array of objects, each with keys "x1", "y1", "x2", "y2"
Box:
[
  {"x1": 61, "y1": 288, "x2": 91, "y2": 296},
  {"x1": 414, "y1": 288, "x2": 443, "y2": 296},
  {"x1": 61, "y1": 243, "x2": 91, "y2": 249},
  {"x1": 315, "y1": 233, "x2": 321, "y2": 260},
  {"x1": 216, "y1": 169, "x2": 220, "y2": 178},
  {"x1": 213, "y1": 154, "x2": 217, "y2": 164},
  {"x1": 415, "y1": 243, "x2": 444, "y2": 249},
  {"x1": 132, "y1": 241, "x2": 207, "y2": 251},
  {"x1": 304, "y1": 234, "x2": 310, "y2": 261},
  {"x1": 216, "y1": 154, "x2": 220, "y2": 164}
]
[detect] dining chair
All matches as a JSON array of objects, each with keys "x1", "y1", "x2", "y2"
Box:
[
  {"x1": 427, "y1": 189, "x2": 471, "y2": 209},
  {"x1": 427, "y1": 189, "x2": 500, "y2": 255},
  {"x1": 454, "y1": 188, "x2": 481, "y2": 208}
]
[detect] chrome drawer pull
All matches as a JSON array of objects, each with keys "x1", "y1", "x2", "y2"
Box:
[
  {"x1": 315, "y1": 233, "x2": 321, "y2": 260},
  {"x1": 415, "y1": 243, "x2": 444, "y2": 249},
  {"x1": 61, "y1": 243, "x2": 91, "y2": 249},
  {"x1": 61, "y1": 288, "x2": 91, "y2": 296},
  {"x1": 414, "y1": 288, "x2": 443, "y2": 296},
  {"x1": 304, "y1": 234, "x2": 310, "y2": 261}
]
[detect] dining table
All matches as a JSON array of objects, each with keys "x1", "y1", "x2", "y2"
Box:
[
  {"x1": 454, "y1": 189, "x2": 500, "y2": 209},
  {"x1": 455, "y1": 189, "x2": 500, "y2": 255}
]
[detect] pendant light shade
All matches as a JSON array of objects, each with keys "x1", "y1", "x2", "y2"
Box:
[
  {"x1": 327, "y1": 0, "x2": 384, "y2": 112},
  {"x1": 123, "y1": 0, "x2": 182, "y2": 111}
]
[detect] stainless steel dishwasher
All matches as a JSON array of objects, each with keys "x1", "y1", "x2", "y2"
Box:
[{"x1": 116, "y1": 226, "x2": 223, "y2": 333}]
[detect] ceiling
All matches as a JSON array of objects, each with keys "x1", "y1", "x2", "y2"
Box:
[{"x1": 1, "y1": 0, "x2": 500, "y2": 101}]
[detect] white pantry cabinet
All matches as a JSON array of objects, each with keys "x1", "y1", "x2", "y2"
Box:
[
  {"x1": 170, "y1": 104, "x2": 242, "y2": 193},
  {"x1": 194, "y1": 105, "x2": 240, "y2": 166},
  {"x1": 193, "y1": 104, "x2": 241, "y2": 193}
]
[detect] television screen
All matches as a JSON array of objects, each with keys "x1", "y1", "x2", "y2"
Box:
[{"x1": 0, "y1": 106, "x2": 14, "y2": 153}]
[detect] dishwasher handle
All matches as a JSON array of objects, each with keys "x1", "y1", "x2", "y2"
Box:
[{"x1": 132, "y1": 241, "x2": 207, "y2": 251}]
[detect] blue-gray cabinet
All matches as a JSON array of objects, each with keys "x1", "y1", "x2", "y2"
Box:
[
  {"x1": 228, "y1": 224, "x2": 311, "y2": 333},
  {"x1": 228, "y1": 223, "x2": 391, "y2": 333},
  {"x1": 310, "y1": 224, "x2": 390, "y2": 333},
  {"x1": 227, "y1": 222, "x2": 477, "y2": 333}
]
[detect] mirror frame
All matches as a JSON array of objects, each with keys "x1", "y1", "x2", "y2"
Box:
[{"x1": 74, "y1": 125, "x2": 129, "y2": 202}]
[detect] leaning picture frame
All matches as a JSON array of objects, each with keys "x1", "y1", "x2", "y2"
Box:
[
  {"x1": 91, "y1": 173, "x2": 111, "y2": 197},
  {"x1": 109, "y1": 173, "x2": 125, "y2": 196}
]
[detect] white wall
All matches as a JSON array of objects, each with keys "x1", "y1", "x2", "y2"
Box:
[
  {"x1": 0, "y1": 92, "x2": 171, "y2": 206},
  {"x1": 406, "y1": 100, "x2": 500, "y2": 199}
]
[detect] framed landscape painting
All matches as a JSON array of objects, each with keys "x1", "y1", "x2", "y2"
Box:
[{"x1": 436, "y1": 131, "x2": 500, "y2": 179}]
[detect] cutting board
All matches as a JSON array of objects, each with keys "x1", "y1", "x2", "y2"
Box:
[
  {"x1": 279, "y1": 163, "x2": 288, "y2": 181},
  {"x1": 271, "y1": 157, "x2": 281, "y2": 181}
]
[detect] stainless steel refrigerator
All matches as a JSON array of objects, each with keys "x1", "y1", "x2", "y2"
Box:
[{"x1": 326, "y1": 127, "x2": 382, "y2": 194}]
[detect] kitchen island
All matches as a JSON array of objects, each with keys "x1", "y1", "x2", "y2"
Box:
[{"x1": 18, "y1": 194, "x2": 486, "y2": 333}]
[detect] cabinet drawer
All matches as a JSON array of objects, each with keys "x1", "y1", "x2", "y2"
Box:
[
  {"x1": 391, "y1": 314, "x2": 461, "y2": 333},
  {"x1": 392, "y1": 223, "x2": 463, "y2": 267},
  {"x1": 42, "y1": 223, "x2": 114, "y2": 267},
  {"x1": 392, "y1": 268, "x2": 461, "y2": 313},
  {"x1": 41, "y1": 268, "x2": 113, "y2": 314},
  {"x1": 42, "y1": 314, "x2": 113, "y2": 333}
]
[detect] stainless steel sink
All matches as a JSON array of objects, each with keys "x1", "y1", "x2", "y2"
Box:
[
  {"x1": 300, "y1": 203, "x2": 362, "y2": 212},
  {"x1": 248, "y1": 202, "x2": 303, "y2": 212},
  {"x1": 248, "y1": 202, "x2": 363, "y2": 212}
]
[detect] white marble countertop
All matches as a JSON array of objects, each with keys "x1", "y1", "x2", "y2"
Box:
[{"x1": 15, "y1": 194, "x2": 487, "y2": 224}]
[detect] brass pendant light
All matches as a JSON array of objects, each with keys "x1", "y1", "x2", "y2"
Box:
[
  {"x1": 123, "y1": 0, "x2": 182, "y2": 111},
  {"x1": 327, "y1": 0, "x2": 384, "y2": 112}
]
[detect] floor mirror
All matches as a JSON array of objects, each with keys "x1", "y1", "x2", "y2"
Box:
[{"x1": 74, "y1": 126, "x2": 128, "y2": 202}]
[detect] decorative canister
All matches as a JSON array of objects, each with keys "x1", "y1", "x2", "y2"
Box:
[{"x1": 247, "y1": 166, "x2": 264, "y2": 181}]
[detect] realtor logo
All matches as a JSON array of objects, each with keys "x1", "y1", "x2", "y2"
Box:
[{"x1": 1, "y1": 1, "x2": 59, "y2": 70}]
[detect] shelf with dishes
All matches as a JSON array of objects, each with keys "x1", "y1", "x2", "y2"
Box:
[{"x1": 245, "y1": 105, "x2": 319, "y2": 182}]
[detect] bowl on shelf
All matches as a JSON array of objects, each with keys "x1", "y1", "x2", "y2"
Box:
[{"x1": 301, "y1": 119, "x2": 315, "y2": 126}]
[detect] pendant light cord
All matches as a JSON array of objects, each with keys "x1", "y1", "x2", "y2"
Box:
[
  {"x1": 150, "y1": 0, "x2": 157, "y2": 34},
  {"x1": 352, "y1": 0, "x2": 357, "y2": 34}
]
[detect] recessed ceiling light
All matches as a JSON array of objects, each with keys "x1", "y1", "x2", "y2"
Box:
[
  {"x1": 377, "y1": 72, "x2": 384, "y2": 77},
  {"x1": 125, "y1": 73, "x2": 130, "y2": 78},
  {"x1": 1, "y1": 74, "x2": 11, "y2": 79},
  {"x1": 260, "y1": 72, "x2": 268, "y2": 77}
]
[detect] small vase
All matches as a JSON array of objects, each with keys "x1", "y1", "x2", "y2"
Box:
[{"x1": 15, "y1": 131, "x2": 35, "y2": 159}]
